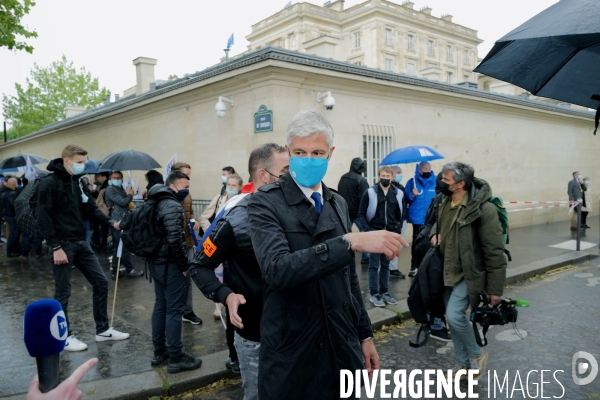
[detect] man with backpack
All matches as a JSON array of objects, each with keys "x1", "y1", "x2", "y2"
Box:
[
  {"x1": 431, "y1": 162, "x2": 506, "y2": 380},
  {"x1": 136, "y1": 170, "x2": 202, "y2": 373},
  {"x1": 357, "y1": 166, "x2": 406, "y2": 307},
  {"x1": 388, "y1": 166, "x2": 407, "y2": 279},
  {"x1": 35, "y1": 144, "x2": 129, "y2": 351},
  {"x1": 105, "y1": 171, "x2": 143, "y2": 280}
]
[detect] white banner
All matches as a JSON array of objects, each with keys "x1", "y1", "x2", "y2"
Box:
[{"x1": 163, "y1": 153, "x2": 178, "y2": 182}]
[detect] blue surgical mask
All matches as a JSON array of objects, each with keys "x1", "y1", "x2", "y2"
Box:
[
  {"x1": 395, "y1": 174, "x2": 402, "y2": 183},
  {"x1": 69, "y1": 160, "x2": 86, "y2": 175},
  {"x1": 175, "y1": 189, "x2": 189, "y2": 201},
  {"x1": 221, "y1": 176, "x2": 228, "y2": 184},
  {"x1": 289, "y1": 156, "x2": 328, "y2": 188},
  {"x1": 111, "y1": 179, "x2": 123, "y2": 187},
  {"x1": 225, "y1": 188, "x2": 239, "y2": 197}
]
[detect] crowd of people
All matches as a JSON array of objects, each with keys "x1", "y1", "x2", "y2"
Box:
[{"x1": 23, "y1": 110, "x2": 508, "y2": 400}]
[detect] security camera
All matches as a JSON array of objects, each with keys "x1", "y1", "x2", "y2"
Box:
[
  {"x1": 215, "y1": 96, "x2": 234, "y2": 118},
  {"x1": 317, "y1": 91, "x2": 335, "y2": 111}
]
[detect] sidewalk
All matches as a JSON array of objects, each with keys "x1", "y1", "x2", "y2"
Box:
[{"x1": 0, "y1": 217, "x2": 598, "y2": 399}]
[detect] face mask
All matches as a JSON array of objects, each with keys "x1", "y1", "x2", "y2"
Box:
[
  {"x1": 221, "y1": 176, "x2": 228, "y2": 184},
  {"x1": 111, "y1": 180, "x2": 123, "y2": 187},
  {"x1": 175, "y1": 189, "x2": 189, "y2": 201},
  {"x1": 225, "y1": 188, "x2": 239, "y2": 197},
  {"x1": 438, "y1": 181, "x2": 454, "y2": 197},
  {"x1": 421, "y1": 171, "x2": 432, "y2": 178},
  {"x1": 395, "y1": 174, "x2": 402, "y2": 183},
  {"x1": 289, "y1": 156, "x2": 328, "y2": 188},
  {"x1": 68, "y1": 160, "x2": 86, "y2": 175},
  {"x1": 585, "y1": 181, "x2": 590, "y2": 185},
  {"x1": 356, "y1": 163, "x2": 366, "y2": 174},
  {"x1": 380, "y1": 179, "x2": 391, "y2": 187}
]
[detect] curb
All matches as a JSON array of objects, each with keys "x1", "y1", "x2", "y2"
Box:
[{"x1": 6, "y1": 251, "x2": 596, "y2": 399}]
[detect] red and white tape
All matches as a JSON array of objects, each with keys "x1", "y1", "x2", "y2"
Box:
[
  {"x1": 507, "y1": 204, "x2": 568, "y2": 213},
  {"x1": 504, "y1": 201, "x2": 570, "y2": 205}
]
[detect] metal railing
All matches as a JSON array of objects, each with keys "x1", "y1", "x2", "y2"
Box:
[{"x1": 132, "y1": 199, "x2": 212, "y2": 218}]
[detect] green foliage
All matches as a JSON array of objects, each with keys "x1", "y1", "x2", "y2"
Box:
[
  {"x1": 0, "y1": 0, "x2": 38, "y2": 53},
  {"x1": 2, "y1": 55, "x2": 110, "y2": 138}
]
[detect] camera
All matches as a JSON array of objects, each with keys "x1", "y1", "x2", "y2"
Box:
[{"x1": 470, "y1": 291, "x2": 528, "y2": 346}]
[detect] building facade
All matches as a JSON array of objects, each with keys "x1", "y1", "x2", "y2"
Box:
[{"x1": 245, "y1": 0, "x2": 482, "y2": 83}]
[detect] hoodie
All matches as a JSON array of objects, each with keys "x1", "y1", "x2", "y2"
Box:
[
  {"x1": 35, "y1": 159, "x2": 113, "y2": 248},
  {"x1": 337, "y1": 157, "x2": 369, "y2": 219}
]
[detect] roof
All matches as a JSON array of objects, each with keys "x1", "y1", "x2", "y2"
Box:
[{"x1": 5, "y1": 46, "x2": 594, "y2": 145}]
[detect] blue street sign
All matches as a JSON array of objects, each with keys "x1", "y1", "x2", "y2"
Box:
[{"x1": 254, "y1": 105, "x2": 273, "y2": 133}]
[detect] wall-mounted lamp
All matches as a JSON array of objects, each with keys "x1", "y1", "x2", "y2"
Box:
[
  {"x1": 316, "y1": 91, "x2": 335, "y2": 110},
  {"x1": 215, "y1": 96, "x2": 235, "y2": 118}
]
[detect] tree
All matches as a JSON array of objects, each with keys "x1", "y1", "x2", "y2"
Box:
[
  {"x1": 2, "y1": 55, "x2": 110, "y2": 138},
  {"x1": 0, "y1": 0, "x2": 38, "y2": 53}
]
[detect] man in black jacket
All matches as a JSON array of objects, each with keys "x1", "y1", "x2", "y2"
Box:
[
  {"x1": 388, "y1": 165, "x2": 408, "y2": 278},
  {"x1": 91, "y1": 172, "x2": 110, "y2": 249},
  {"x1": 357, "y1": 166, "x2": 406, "y2": 308},
  {"x1": 145, "y1": 171, "x2": 202, "y2": 374},
  {"x1": 337, "y1": 157, "x2": 370, "y2": 264},
  {"x1": 35, "y1": 144, "x2": 129, "y2": 352},
  {"x1": 3, "y1": 177, "x2": 21, "y2": 258},
  {"x1": 190, "y1": 143, "x2": 288, "y2": 400},
  {"x1": 248, "y1": 111, "x2": 408, "y2": 400}
]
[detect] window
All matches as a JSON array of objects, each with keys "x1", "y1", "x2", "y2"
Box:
[
  {"x1": 354, "y1": 32, "x2": 361, "y2": 48},
  {"x1": 408, "y1": 34, "x2": 414, "y2": 50},
  {"x1": 447, "y1": 72, "x2": 453, "y2": 83},
  {"x1": 362, "y1": 124, "x2": 396, "y2": 185},
  {"x1": 354, "y1": 61, "x2": 362, "y2": 65},
  {"x1": 463, "y1": 49, "x2": 469, "y2": 63},
  {"x1": 428, "y1": 40, "x2": 434, "y2": 56},
  {"x1": 386, "y1": 28, "x2": 393, "y2": 45},
  {"x1": 464, "y1": 75, "x2": 470, "y2": 82},
  {"x1": 385, "y1": 58, "x2": 393, "y2": 71},
  {"x1": 407, "y1": 63, "x2": 415, "y2": 76},
  {"x1": 447, "y1": 45, "x2": 453, "y2": 60}
]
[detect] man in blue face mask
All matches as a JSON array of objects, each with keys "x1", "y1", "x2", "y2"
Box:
[
  {"x1": 105, "y1": 171, "x2": 143, "y2": 280},
  {"x1": 247, "y1": 110, "x2": 409, "y2": 400}
]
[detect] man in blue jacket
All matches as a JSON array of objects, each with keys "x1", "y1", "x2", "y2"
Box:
[{"x1": 405, "y1": 162, "x2": 437, "y2": 277}]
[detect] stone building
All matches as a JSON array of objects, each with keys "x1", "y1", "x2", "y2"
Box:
[{"x1": 245, "y1": 0, "x2": 482, "y2": 83}]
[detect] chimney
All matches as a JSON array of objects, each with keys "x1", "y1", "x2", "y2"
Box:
[
  {"x1": 114, "y1": 94, "x2": 120, "y2": 102},
  {"x1": 420, "y1": 6, "x2": 432, "y2": 15},
  {"x1": 401, "y1": 1, "x2": 414, "y2": 9},
  {"x1": 132, "y1": 57, "x2": 157, "y2": 96},
  {"x1": 64, "y1": 106, "x2": 87, "y2": 119},
  {"x1": 441, "y1": 13, "x2": 453, "y2": 22}
]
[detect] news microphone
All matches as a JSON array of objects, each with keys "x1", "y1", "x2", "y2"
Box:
[
  {"x1": 501, "y1": 297, "x2": 530, "y2": 307},
  {"x1": 24, "y1": 299, "x2": 68, "y2": 393}
]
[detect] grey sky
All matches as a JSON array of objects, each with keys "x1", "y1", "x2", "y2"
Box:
[{"x1": 0, "y1": 0, "x2": 558, "y2": 122}]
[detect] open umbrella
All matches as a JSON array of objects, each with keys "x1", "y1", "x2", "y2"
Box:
[
  {"x1": 474, "y1": 0, "x2": 600, "y2": 133},
  {"x1": 379, "y1": 145, "x2": 444, "y2": 166},
  {"x1": 0, "y1": 154, "x2": 47, "y2": 170},
  {"x1": 83, "y1": 159, "x2": 112, "y2": 174},
  {"x1": 99, "y1": 150, "x2": 161, "y2": 171}
]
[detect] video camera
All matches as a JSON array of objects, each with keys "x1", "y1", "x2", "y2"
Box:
[{"x1": 470, "y1": 291, "x2": 530, "y2": 346}]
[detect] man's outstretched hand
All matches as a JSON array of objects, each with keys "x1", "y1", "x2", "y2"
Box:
[{"x1": 344, "y1": 231, "x2": 409, "y2": 260}]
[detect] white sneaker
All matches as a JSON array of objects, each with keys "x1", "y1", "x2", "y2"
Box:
[
  {"x1": 64, "y1": 335, "x2": 88, "y2": 351},
  {"x1": 95, "y1": 327, "x2": 130, "y2": 342}
]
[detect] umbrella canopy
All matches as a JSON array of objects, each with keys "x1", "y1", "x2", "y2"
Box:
[
  {"x1": 83, "y1": 159, "x2": 112, "y2": 174},
  {"x1": 0, "y1": 154, "x2": 47, "y2": 170},
  {"x1": 379, "y1": 145, "x2": 444, "y2": 166},
  {"x1": 99, "y1": 150, "x2": 161, "y2": 171},
  {"x1": 474, "y1": 0, "x2": 600, "y2": 132},
  {"x1": 0, "y1": 165, "x2": 42, "y2": 174}
]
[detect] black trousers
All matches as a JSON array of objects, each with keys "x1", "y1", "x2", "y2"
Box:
[
  {"x1": 53, "y1": 240, "x2": 109, "y2": 335},
  {"x1": 151, "y1": 263, "x2": 188, "y2": 360},
  {"x1": 92, "y1": 217, "x2": 109, "y2": 246},
  {"x1": 111, "y1": 227, "x2": 133, "y2": 273},
  {"x1": 582, "y1": 211, "x2": 589, "y2": 226},
  {"x1": 410, "y1": 223, "x2": 423, "y2": 268}
]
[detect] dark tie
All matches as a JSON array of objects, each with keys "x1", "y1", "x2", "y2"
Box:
[{"x1": 311, "y1": 192, "x2": 322, "y2": 214}]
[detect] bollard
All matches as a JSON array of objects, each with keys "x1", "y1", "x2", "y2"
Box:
[{"x1": 576, "y1": 203, "x2": 581, "y2": 251}]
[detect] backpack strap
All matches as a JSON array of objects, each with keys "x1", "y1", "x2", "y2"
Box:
[
  {"x1": 409, "y1": 324, "x2": 430, "y2": 348},
  {"x1": 366, "y1": 187, "x2": 377, "y2": 224},
  {"x1": 472, "y1": 318, "x2": 489, "y2": 347}
]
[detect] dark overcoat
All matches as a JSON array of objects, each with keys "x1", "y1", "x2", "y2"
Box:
[{"x1": 248, "y1": 172, "x2": 373, "y2": 400}]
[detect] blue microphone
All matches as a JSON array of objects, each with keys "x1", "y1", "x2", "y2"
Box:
[{"x1": 24, "y1": 299, "x2": 68, "y2": 393}]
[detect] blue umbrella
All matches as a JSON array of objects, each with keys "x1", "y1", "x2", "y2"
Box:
[{"x1": 379, "y1": 145, "x2": 444, "y2": 166}]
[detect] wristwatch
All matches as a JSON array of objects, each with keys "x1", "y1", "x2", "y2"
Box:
[{"x1": 341, "y1": 235, "x2": 353, "y2": 253}]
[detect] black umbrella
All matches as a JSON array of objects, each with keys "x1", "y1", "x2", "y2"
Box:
[
  {"x1": 99, "y1": 150, "x2": 161, "y2": 171},
  {"x1": 83, "y1": 159, "x2": 112, "y2": 174},
  {"x1": 0, "y1": 154, "x2": 48, "y2": 169},
  {"x1": 474, "y1": 0, "x2": 600, "y2": 133}
]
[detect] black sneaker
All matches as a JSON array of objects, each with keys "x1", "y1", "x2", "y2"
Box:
[
  {"x1": 429, "y1": 327, "x2": 452, "y2": 342},
  {"x1": 389, "y1": 270, "x2": 406, "y2": 279},
  {"x1": 167, "y1": 353, "x2": 202, "y2": 373},
  {"x1": 126, "y1": 269, "x2": 144, "y2": 278},
  {"x1": 182, "y1": 312, "x2": 203, "y2": 325},
  {"x1": 151, "y1": 352, "x2": 170, "y2": 366},
  {"x1": 408, "y1": 267, "x2": 418, "y2": 277},
  {"x1": 226, "y1": 357, "x2": 241, "y2": 374}
]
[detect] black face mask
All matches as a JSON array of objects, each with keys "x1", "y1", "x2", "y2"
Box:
[
  {"x1": 438, "y1": 181, "x2": 454, "y2": 197},
  {"x1": 421, "y1": 171, "x2": 432, "y2": 178},
  {"x1": 380, "y1": 179, "x2": 391, "y2": 187}
]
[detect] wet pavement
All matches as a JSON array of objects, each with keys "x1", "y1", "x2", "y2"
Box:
[{"x1": 0, "y1": 216, "x2": 599, "y2": 397}]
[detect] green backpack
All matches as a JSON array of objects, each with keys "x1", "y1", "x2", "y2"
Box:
[{"x1": 486, "y1": 196, "x2": 511, "y2": 261}]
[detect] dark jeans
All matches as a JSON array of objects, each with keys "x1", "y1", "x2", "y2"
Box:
[
  {"x1": 53, "y1": 241, "x2": 109, "y2": 335},
  {"x1": 92, "y1": 217, "x2": 109, "y2": 247},
  {"x1": 151, "y1": 263, "x2": 188, "y2": 360},
  {"x1": 368, "y1": 253, "x2": 390, "y2": 296},
  {"x1": 410, "y1": 223, "x2": 423, "y2": 268},
  {"x1": 21, "y1": 232, "x2": 42, "y2": 256},
  {"x1": 5, "y1": 216, "x2": 20, "y2": 255},
  {"x1": 350, "y1": 218, "x2": 369, "y2": 260},
  {"x1": 111, "y1": 227, "x2": 133, "y2": 273}
]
